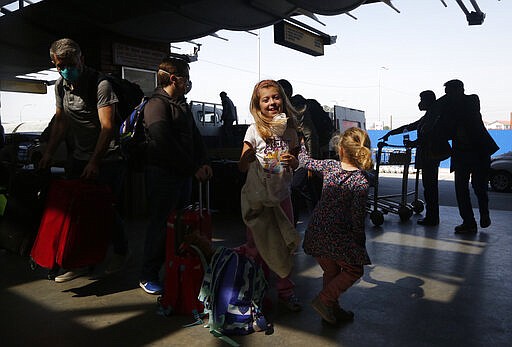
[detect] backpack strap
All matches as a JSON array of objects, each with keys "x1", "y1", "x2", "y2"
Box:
[
  {"x1": 210, "y1": 330, "x2": 240, "y2": 347},
  {"x1": 198, "y1": 246, "x2": 226, "y2": 318},
  {"x1": 181, "y1": 309, "x2": 205, "y2": 328},
  {"x1": 180, "y1": 245, "x2": 208, "y2": 327},
  {"x1": 188, "y1": 244, "x2": 208, "y2": 270},
  {"x1": 119, "y1": 97, "x2": 149, "y2": 138},
  {"x1": 249, "y1": 259, "x2": 268, "y2": 309}
]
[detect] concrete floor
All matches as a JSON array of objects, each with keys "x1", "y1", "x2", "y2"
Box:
[{"x1": 1, "y1": 175, "x2": 511, "y2": 347}]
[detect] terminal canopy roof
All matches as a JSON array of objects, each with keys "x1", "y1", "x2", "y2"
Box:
[{"x1": 0, "y1": 0, "x2": 374, "y2": 81}]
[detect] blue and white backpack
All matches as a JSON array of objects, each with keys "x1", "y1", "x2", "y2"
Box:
[
  {"x1": 198, "y1": 247, "x2": 272, "y2": 346},
  {"x1": 119, "y1": 96, "x2": 149, "y2": 161}
]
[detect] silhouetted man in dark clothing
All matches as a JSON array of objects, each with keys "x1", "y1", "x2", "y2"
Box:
[
  {"x1": 382, "y1": 90, "x2": 450, "y2": 226},
  {"x1": 277, "y1": 79, "x2": 320, "y2": 225},
  {"x1": 437, "y1": 79, "x2": 499, "y2": 234},
  {"x1": 220, "y1": 91, "x2": 237, "y2": 146},
  {"x1": 220, "y1": 91, "x2": 237, "y2": 126}
]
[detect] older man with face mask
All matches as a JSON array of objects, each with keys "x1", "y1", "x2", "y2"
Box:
[{"x1": 39, "y1": 38, "x2": 129, "y2": 282}]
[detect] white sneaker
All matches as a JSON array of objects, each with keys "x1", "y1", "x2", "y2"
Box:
[
  {"x1": 54, "y1": 267, "x2": 91, "y2": 283},
  {"x1": 105, "y1": 251, "x2": 131, "y2": 275}
]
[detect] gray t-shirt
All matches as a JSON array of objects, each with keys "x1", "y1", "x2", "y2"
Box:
[{"x1": 55, "y1": 67, "x2": 119, "y2": 161}]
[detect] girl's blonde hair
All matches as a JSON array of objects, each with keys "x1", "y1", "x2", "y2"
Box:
[
  {"x1": 249, "y1": 79, "x2": 298, "y2": 140},
  {"x1": 335, "y1": 127, "x2": 373, "y2": 170}
]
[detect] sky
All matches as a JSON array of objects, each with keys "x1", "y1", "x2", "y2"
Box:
[{"x1": 1, "y1": 0, "x2": 511, "y2": 129}]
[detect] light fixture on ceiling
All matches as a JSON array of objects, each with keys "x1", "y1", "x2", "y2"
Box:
[{"x1": 454, "y1": 0, "x2": 485, "y2": 25}]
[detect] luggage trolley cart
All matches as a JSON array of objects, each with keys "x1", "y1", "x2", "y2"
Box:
[{"x1": 368, "y1": 138, "x2": 424, "y2": 226}]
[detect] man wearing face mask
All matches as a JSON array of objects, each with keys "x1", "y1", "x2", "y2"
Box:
[
  {"x1": 381, "y1": 90, "x2": 451, "y2": 226},
  {"x1": 39, "y1": 38, "x2": 129, "y2": 282},
  {"x1": 139, "y1": 57, "x2": 212, "y2": 295}
]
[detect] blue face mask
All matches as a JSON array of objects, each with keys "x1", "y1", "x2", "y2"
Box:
[{"x1": 60, "y1": 66, "x2": 81, "y2": 82}]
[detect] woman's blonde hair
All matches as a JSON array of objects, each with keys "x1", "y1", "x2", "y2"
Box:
[
  {"x1": 335, "y1": 127, "x2": 373, "y2": 170},
  {"x1": 249, "y1": 79, "x2": 299, "y2": 140}
]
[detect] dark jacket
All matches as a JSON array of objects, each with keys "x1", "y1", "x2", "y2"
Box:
[
  {"x1": 290, "y1": 95, "x2": 320, "y2": 159},
  {"x1": 436, "y1": 93, "x2": 498, "y2": 170},
  {"x1": 220, "y1": 96, "x2": 237, "y2": 123},
  {"x1": 417, "y1": 105, "x2": 452, "y2": 165},
  {"x1": 144, "y1": 88, "x2": 208, "y2": 177},
  {"x1": 384, "y1": 99, "x2": 452, "y2": 168}
]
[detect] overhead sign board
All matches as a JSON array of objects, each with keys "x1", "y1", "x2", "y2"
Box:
[
  {"x1": 0, "y1": 79, "x2": 47, "y2": 94},
  {"x1": 113, "y1": 43, "x2": 166, "y2": 70},
  {"x1": 274, "y1": 21, "x2": 326, "y2": 57}
]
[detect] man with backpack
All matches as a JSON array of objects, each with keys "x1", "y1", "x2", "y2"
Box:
[
  {"x1": 139, "y1": 57, "x2": 212, "y2": 295},
  {"x1": 39, "y1": 38, "x2": 130, "y2": 281}
]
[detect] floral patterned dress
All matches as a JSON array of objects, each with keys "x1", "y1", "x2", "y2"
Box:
[{"x1": 299, "y1": 150, "x2": 371, "y2": 265}]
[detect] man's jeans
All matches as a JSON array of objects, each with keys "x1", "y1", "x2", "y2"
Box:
[{"x1": 140, "y1": 165, "x2": 191, "y2": 282}]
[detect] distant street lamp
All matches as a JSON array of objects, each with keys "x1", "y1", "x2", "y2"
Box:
[
  {"x1": 246, "y1": 30, "x2": 261, "y2": 81},
  {"x1": 257, "y1": 30, "x2": 261, "y2": 81},
  {"x1": 378, "y1": 66, "x2": 389, "y2": 123}
]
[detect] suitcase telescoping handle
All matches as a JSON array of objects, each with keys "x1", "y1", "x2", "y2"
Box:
[{"x1": 198, "y1": 180, "x2": 210, "y2": 217}]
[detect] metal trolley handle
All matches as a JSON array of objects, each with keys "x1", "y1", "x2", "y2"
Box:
[{"x1": 198, "y1": 180, "x2": 210, "y2": 217}]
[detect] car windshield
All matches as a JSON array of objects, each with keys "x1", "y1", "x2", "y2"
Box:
[{"x1": 3, "y1": 121, "x2": 48, "y2": 134}]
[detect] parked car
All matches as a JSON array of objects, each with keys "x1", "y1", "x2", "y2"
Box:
[
  {"x1": 189, "y1": 100, "x2": 249, "y2": 160},
  {"x1": 0, "y1": 121, "x2": 68, "y2": 169},
  {"x1": 489, "y1": 151, "x2": 512, "y2": 192},
  {"x1": 0, "y1": 123, "x2": 4, "y2": 149}
]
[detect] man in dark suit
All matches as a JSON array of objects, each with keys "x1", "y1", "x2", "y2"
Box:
[{"x1": 438, "y1": 79, "x2": 499, "y2": 234}]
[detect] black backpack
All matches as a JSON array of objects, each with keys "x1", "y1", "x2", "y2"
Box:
[
  {"x1": 100, "y1": 73, "x2": 145, "y2": 123},
  {"x1": 98, "y1": 73, "x2": 146, "y2": 168}
]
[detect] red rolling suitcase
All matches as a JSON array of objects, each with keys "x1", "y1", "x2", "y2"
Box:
[
  {"x1": 30, "y1": 179, "x2": 114, "y2": 271},
  {"x1": 158, "y1": 181, "x2": 211, "y2": 318}
]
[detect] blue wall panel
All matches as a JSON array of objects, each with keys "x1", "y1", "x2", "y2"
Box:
[{"x1": 367, "y1": 130, "x2": 510, "y2": 169}]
